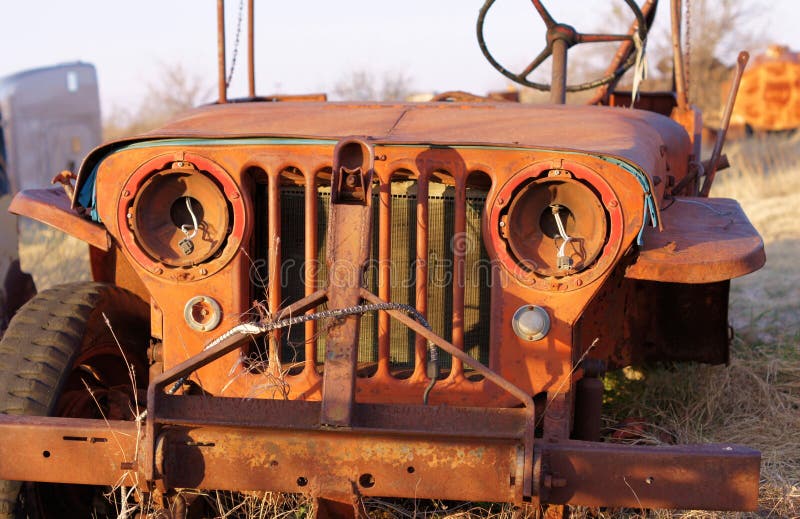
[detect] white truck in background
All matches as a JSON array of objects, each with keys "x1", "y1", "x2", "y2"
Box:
[{"x1": 0, "y1": 62, "x2": 101, "y2": 329}]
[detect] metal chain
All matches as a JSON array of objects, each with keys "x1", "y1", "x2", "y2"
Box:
[
  {"x1": 254, "y1": 302, "x2": 432, "y2": 335},
  {"x1": 170, "y1": 302, "x2": 439, "y2": 398},
  {"x1": 261, "y1": 302, "x2": 440, "y2": 404},
  {"x1": 225, "y1": 0, "x2": 245, "y2": 88}
]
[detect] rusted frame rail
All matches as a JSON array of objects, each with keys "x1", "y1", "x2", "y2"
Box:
[{"x1": 0, "y1": 410, "x2": 759, "y2": 509}]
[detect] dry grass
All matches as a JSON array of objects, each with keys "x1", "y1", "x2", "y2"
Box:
[
  {"x1": 10, "y1": 135, "x2": 799, "y2": 518},
  {"x1": 16, "y1": 219, "x2": 90, "y2": 291},
  {"x1": 712, "y1": 134, "x2": 800, "y2": 349},
  {"x1": 198, "y1": 491, "x2": 313, "y2": 518},
  {"x1": 596, "y1": 348, "x2": 800, "y2": 519}
]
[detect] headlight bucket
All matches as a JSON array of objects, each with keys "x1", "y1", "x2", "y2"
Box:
[
  {"x1": 504, "y1": 175, "x2": 607, "y2": 277},
  {"x1": 131, "y1": 165, "x2": 229, "y2": 267},
  {"x1": 117, "y1": 153, "x2": 247, "y2": 281},
  {"x1": 488, "y1": 160, "x2": 624, "y2": 291}
]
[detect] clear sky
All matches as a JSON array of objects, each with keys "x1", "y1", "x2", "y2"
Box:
[{"x1": 0, "y1": 1, "x2": 794, "y2": 115}]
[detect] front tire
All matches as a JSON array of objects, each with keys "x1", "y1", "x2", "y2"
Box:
[{"x1": 0, "y1": 282, "x2": 149, "y2": 518}]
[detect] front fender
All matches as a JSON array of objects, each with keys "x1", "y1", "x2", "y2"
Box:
[{"x1": 9, "y1": 188, "x2": 110, "y2": 251}]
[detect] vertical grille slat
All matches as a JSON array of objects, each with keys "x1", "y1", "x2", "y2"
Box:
[
  {"x1": 450, "y1": 176, "x2": 467, "y2": 378},
  {"x1": 267, "y1": 172, "x2": 282, "y2": 369},
  {"x1": 414, "y1": 174, "x2": 430, "y2": 376},
  {"x1": 315, "y1": 188, "x2": 330, "y2": 363},
  {"x1": 303, "y1": 174, "x2": 318, "y2": 372},
  {"x1": 377, "y1": 175, "x2": 392, "y2": 375}
]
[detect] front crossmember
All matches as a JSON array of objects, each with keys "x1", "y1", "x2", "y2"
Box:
[{"x1": 0, "y1": 400, "x2": 759, "y2": 510}]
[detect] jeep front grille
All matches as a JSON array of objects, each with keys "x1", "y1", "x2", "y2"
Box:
[{"x1": 251, "y1": 170, "x2": 492, "y2": 378}]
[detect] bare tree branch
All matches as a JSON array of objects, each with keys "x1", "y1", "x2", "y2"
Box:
[
  {"x1": 333, "y1": 69, "x2": 413, "y2": 101},
  {"x1": 103, "y1": 62, "x2": 213, "y2": 140}
]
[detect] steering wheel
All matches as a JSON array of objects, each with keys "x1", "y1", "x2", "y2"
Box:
[{"x1": 477, "y1": 0, "x2": 650, "y2": 93}]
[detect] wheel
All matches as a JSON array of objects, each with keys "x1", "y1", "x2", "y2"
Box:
[
  {"x1": 476, "y1": 0, "x2": 652, "y2": 92},
  {"x1": 0, "y1": 282, "x2": 149, "y2": 518}
]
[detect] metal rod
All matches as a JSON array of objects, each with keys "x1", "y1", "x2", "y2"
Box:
[
  {"x1": 550, "y1": 38, "x2": 568, "y2": 104},
  {"x1": 361, "y1": 289, "x2": 535, "y2": 411},
  {"x1": 304, "y1": 171, "x2": 318, "y2": 373},
  {"x1": 671, "y1": 0, "x2": 689, "y2": 110},
  {"x1": 267, "y1": 170, "x2": 282, "y2": 365},
  {"x1": 377, "y1": 171, "x2": 392, "y2": 376},
  {"x1": 247, "y1": 0, "x2": 255, "y2": 97},
  {"x1": 414, "y1": 172, "x2": 429, "y2": 378},
  {"x1": 700, "y1": 51, "x2": 749, "y2": 197},
  {"x1": 217, "y1": 0, "x2": 227, "y2": 103},
  {"x1": 449, "y1": 175, "x2": 466, "y2": 378}
]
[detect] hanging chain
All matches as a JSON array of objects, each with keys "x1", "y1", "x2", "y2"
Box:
[{"x1": 225, "y1": 0, "x2": 245, "y2": 88}]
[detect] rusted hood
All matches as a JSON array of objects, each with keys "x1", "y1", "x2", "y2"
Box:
[{"x1": 75, "y1": 101, "x2": 688, "y2": 209}]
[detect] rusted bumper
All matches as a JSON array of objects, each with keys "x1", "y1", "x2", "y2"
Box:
[{"x1": 0, "y1": 399, "x2": 760, "y2": 511}]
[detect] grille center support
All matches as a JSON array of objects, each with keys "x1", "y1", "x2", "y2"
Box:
[{"x1": 321, "y1": 138, "x2": 376, "y2": 427}]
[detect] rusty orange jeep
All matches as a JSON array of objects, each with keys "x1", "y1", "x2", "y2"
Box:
[{"x1": 0, "y1": 1, "x2": 764, "y2": 517}]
